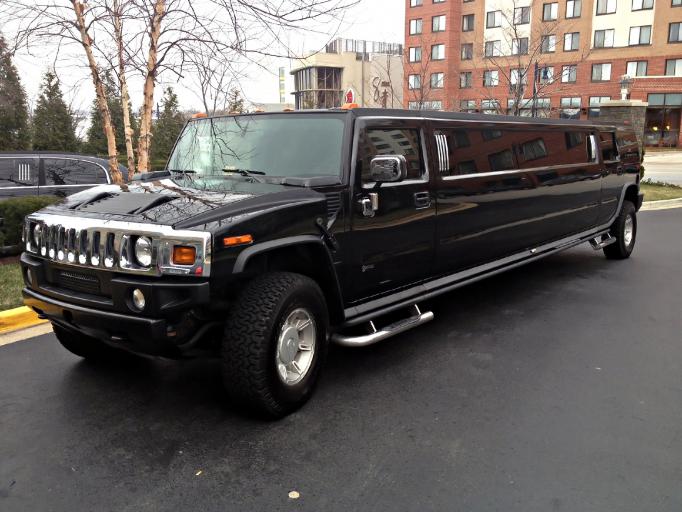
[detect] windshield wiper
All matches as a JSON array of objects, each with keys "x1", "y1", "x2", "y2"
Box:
[
  {"x1": 221, "y1": 167, "x2": 266, "y2": 183},
  {"x1": 168, "y1": 169, "x2": 197, "y2": 175}
]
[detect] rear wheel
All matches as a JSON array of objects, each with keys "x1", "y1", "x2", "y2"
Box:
[
  {"x1": 221, "y1": 272, "x2": 329, "y2": 419},
  {"x1": 604, "y1": 200, "x2": 637, "y2": 260},
  {"x1": 53, "y1": 323, "x2": 132, "y2": 362}
]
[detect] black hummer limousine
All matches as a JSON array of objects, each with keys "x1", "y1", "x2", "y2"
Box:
[{"x1": 20, "y1": 108, "x2": 643, "y2": 417}]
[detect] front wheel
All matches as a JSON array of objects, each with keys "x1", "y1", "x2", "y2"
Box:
[
  {"x1": 221, "y1": 272, "x2": 329, "y2": 419},
  {"x1": 604, "y1": 200, "x2": 637, "y2": 260}
]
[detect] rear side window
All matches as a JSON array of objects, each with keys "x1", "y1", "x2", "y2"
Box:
[
  {"x1": 0, "y1": 158, "x2": 38, "y2": 187},
  {"x1": 436, "y1": 127, "x2": 592, "y2": 177},
  {"x1": 43, "y1": 159, "x2": 108, "y2": 186},
  {"x1": 359, "y1": 128, "x2": 424, "y2": 182},
  {"x1": 616, "y1": 131, "x2": 640, "y2": 161}
]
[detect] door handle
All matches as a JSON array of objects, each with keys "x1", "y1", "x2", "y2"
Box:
[{"x1": 414, "y1": 191, "x2": 431, "y2": 209}]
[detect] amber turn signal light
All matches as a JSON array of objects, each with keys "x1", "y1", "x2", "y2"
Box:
[
  {"x1": 223, "y1": 234, "x2": 253, "y2": 247},
  {"x1": 172, "y1": 245, "x2": 197, "y2": 265}
]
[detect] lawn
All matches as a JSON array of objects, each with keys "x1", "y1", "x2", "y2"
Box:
[
  {"x1": 0, "y1": 264, "x2": 24, "y2": 311},
  {"x1": 641, "y1": 180, "x2": 682, "y2": 202}
]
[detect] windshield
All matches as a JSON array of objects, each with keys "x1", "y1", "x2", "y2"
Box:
[{"x1": 167, "y1": 114, "x2": 346, "y2": 181}]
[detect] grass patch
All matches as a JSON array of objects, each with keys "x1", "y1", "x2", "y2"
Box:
[
  {"x1": 641, "y1": 180, "x2": 682, "y2": 202},
  {"x1": 0, "y1": 264, "x2": 24, "y2": 311}
]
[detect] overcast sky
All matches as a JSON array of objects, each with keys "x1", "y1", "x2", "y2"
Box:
[{"x1": 12, "y1": 0, "x2": 404, "y2": 120}]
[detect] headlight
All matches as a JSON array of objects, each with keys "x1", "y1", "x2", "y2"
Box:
[{"x1": 135, "y1": 236, "x2": 153, "y2": 267}]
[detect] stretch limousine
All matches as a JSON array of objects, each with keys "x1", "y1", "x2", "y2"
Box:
[{"x1": 21, "y1": 108, "x2": 643, "y2": 417}]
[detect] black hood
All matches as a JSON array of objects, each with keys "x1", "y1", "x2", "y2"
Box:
[{"x1": 43, "y1": 178, "x2": 328, "y2": 229}]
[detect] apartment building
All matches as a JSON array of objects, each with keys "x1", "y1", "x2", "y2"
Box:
[
  {"x1": 291, "y1": 38, "x2": 403, "y2": 110},
  {"x1": 404, "y1": 0, "x2": 682, "y2": 146}
]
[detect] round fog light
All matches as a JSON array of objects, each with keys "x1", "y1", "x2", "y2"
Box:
[{"x1": 132, "y1": 288, "x2": 146, "y2": 311}]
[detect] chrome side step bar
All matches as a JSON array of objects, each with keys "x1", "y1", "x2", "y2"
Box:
[
  {"x1": 589, "y1": 233, "x2": 616, "y2": 250},
  {"x1": 332, "y1": 304, "x2": 434, "y2": 347}
]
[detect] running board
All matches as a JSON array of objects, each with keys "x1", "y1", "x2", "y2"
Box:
[
  {"x1": 332, "y1": 305, "x2": 434, "y2": 347},
  {"x1": 589, "y1": 233, "x2": 616, "y2": 250}
]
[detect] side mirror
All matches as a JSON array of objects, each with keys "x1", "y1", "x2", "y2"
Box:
[{"x1": 369, "y1": 155, "x2": 408, "y2": 183}]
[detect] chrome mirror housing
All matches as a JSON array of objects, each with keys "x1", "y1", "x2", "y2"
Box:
[{"x1": 369, "y1": 155, "x2": 408, "y2": 183}]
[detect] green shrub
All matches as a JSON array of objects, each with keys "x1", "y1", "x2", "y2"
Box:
[{"x1": 0, "y1": 195, "x2": 62, "y2": 248}]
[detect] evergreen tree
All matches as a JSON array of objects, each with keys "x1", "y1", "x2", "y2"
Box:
[
  {"x1": 0, "y1": 35, "x2": 31, "y2": 150},
  {"x1": 227, "y1": 88, "x2": 245, "y2": 114},
  {"x1": 32, "y1": 70, "x2": 78, "y2": 151},
  {"x1": 150, "y1": 87, "x2": 185, "y2": 164},
  {"x1": 85, "y1": 74, "x2": 137, "y2": 156}
]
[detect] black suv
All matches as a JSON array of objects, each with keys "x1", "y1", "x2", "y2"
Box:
[
  {"x1": 0, "y1": 152, "x2": 125, "y2": 199},
  {"x1": 20, "y1": 109, "x2": 642, "y2": 417}
]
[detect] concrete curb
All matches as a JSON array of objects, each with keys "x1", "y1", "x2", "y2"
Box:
[
  {"x1": 641, "y1": 198, "x2": 682, "y2": 211},
  {"x1": 0, "y1": 306, "x2": 47, "y2": 335}
]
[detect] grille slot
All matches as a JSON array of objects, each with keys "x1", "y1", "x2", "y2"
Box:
[
  {"x1": 56, "y1": 270, "x2": 102, "y2": 296},
  {"x1": 325, "y1": 192, "x2": 342, "y2": 221}
]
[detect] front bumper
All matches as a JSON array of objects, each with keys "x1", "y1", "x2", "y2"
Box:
[{"x1": 21, "y1": 252, "x2": 212, "y2": 357}]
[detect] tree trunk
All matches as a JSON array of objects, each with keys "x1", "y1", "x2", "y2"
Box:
[
  {"x1": 136, "y1": 0, "x2": 164, "y2": 174},
  {"x1": 112, "y1": 0, "x2": 136, "y2": 180},
  {"x1": 71, "y1": 1, "x2": 122, "y2": 184}
]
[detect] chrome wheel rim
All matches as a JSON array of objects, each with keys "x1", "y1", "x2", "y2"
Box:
[
  {"x1": 624, "y1": 215, "x2": 634, "y2": 247},
  {"x1": 275, "y1": 308, "x2": 316, "y2": 386}
]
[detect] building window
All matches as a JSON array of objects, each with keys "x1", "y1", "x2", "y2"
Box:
[
  {"x1": 461, "y1": 43, "x2": 473, "y2": 60},
  {"x1": 626, "y1": 60, "x2": 648, "y2": 76},
  {"x1": 408, "y1": 74, "x2": 422, "y2": 90},
  {"x1": 292, "y1": 67, "x2": 343, "y2": 109},
  {"x1": 669, "y1": 23, "x2": 682, "y2": 42},
  {"x1": 594, "y1": 29, "x2": 615, "y2": 48},
  {"x1": 543, "y1": 3, "x2": 558, "y2": 21},
  {"x1": 632, "y1": 0, "x2": 653, "y2": 9},
  {"x1": 481, "y1": 100, "x2": 501, "y2": 115},
  {"x1": 514, "y1": 6, "x2": 530, "y2": 24},
  {"x1": 564, "y1": 32, "x2": 580, "y2": 51},
  {"x1": 462, "y1": 14, "x2": 474, "y2": 31},
  {"x1": 560, "y1": 97, "x2": 581, "y2": 119},
  {"x1": 539, "y1": 66, "x2": 554, "y2": 83},
  {"x1": 409, "y1": 47, "x2": 422, "y2": 63},
  {"x1": 485, "y1": 40, "x2": 502, "y2": 57},
  {"x1": 510, "y1": 68, "x2": 527, "y2": 85},
  {"x1": 562, "y1": 65, "x2": 577, "y2": 82},
  {"x1": 629, "y1": 25, "x2": 652, "y2": 45},
  {"x1": 460, "y1": 72, "x2": 473, "y2": 88},
  {"x1": 431, "y1": 44, "x2": 445, "y2": 60},
  {"x1": 674, "y1": 0, "x2": 682, "y2": 6},
  {"x1": 592, "y1": 63, "x2": 612, "y2": 81},
  {"x1": 409, "y1": 19, "x2": 423, "y2": 35},
  {"x1": 460, "y1": 100, "x2": 476, "y2": 112},
  {"x1": 512, "y1": 37, "x2": 529, "y2": 55},
  {"x1": 433, "y1": 0, "x2": 445, "y2": 3},
  {"x1": 483, "y1": 70, "x2": 500, "y2": 87},
  {"x1": 665, "y1": 58, "x2": 682, "y2": 76},
  {"x1": 432, "y1": 15, "x2": 446, "y2": 32},
  {"x1": 541, "y1": 35, "x2": 556, "y2": 53},
  {"x1": 589, "y1": 96, "x2": 611, "y2": 118},
  {"x1": 486, "y1": 10, "x2": 502, "y2": 28},
  {"x1": 596, "y1": 0, "x2": 616, "y2": 14},
  {"x1": 408, "y1": 100, "x2": 443, "y2": 110},
  {"x1": 431, "y1": 72, "x2": 444, "y2": 89},
  {"x1": 410, "y1": 0, "x2": 423, "y2": 6},
  {"x1": 566, "y1": 0, "x2": 582, "y2": 18}
]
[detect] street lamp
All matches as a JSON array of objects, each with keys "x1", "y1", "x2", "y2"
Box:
[{"x1": 620, "y1": 74, "x2": 635, "y2": 100}]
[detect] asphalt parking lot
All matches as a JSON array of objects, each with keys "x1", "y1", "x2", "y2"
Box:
[{"x1": 1, "y1": 208, "x2": 681, "y2": 512}]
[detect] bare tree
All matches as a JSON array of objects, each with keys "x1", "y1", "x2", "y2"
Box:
[{"x1": 403, "y1": 33, "x2": 439, "y2": 110}]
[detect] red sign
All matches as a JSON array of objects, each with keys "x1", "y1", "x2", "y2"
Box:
[{"x1": 345, "y1": 89, "x2": 355, "y2": 104}]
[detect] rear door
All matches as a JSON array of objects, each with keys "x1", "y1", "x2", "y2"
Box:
[
  {"x1": 596, "y1": 131, "x2": 623, "y2": 225},
  {"x1": 41, "y1": 158, "x2": 110, "y2": 197},
  {"x1": 0, "y1": 157, "x2": 39, "y2": 199},
  {"x1": 346, "y1": 119, "x2": 436, "y2": 302}
]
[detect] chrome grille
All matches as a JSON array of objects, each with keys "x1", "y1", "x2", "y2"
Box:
[{"x1": 24, "y1": 213, "x2": 212, "y2": 277}]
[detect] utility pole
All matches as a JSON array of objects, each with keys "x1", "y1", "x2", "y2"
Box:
[{"x1": 531, "y1": 61, "x2": 539, "y2": 118}]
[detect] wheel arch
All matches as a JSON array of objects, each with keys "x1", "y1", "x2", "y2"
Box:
[
  {"x1": 624, "y1": 183, "x2": 640, "y2": 211},
  {"x1": 234, "y1": 236, "x2": 345, "y2": 325}
]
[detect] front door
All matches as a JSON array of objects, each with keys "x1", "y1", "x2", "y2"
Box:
[{"x1": 346, "y1": 120, "x2": 436, "y2": 302}]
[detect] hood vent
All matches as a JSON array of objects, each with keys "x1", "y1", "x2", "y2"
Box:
[
  {"x1": 76, "y1": 192, "x2": 178, "y2": 215},
  {"x1": 325, "y1": 192, "x2": 342, "y2": 221}
]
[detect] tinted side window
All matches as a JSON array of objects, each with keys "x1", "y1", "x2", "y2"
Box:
[
  {"x1": 616, "y1": 131, "x2": 640, "y2": 162},
  {"x1": 0, "y1": 158, "x2": 38, "y2": 188},
  {"x1": 599, "y1": 132, "x2": 619, "y2": 162},
  {"x1": 44, "y1": 159, "x2": 107, "y2": 186},
  {"x1": 360, "y1": 128, "x2": 424, "y2": 182}
]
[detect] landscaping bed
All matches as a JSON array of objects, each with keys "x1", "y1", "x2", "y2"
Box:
[
  {"x1": 640, "y1": 180, "x2": 682, "y2": 202},
  {"x1": 0, "y1": 263, "x2": 24, "y2": 311}
]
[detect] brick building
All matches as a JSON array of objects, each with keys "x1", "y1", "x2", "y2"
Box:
[{"x1": 404, "y1": 0, "x2": 682, "y2": 146}]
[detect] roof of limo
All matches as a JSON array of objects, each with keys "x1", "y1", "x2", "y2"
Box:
[{"x1": 343, "y1": 108, "x2": 622, "y2": 130}]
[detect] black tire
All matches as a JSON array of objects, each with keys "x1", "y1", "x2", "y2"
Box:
[
  {"x1": 604, "y1": 200, "x2": 637, "y2": 260},
  {"x1": 221, "y1": 272, "x2": 329, "y2": 419},
  {"x1": 53, "y1": 323, "x2": 131, "y2": 362}
]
